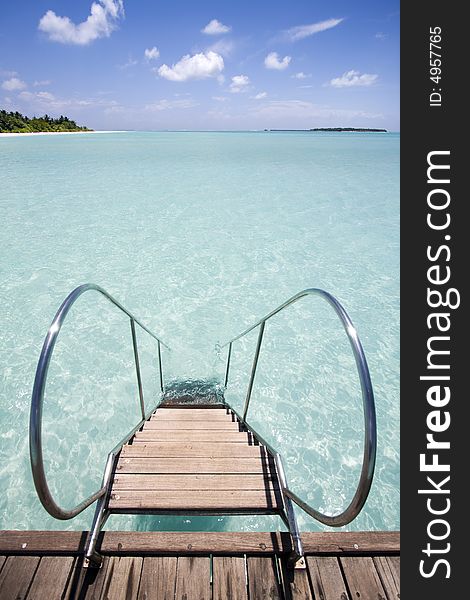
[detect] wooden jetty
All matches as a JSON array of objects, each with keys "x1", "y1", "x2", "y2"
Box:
[
  {"x1": 0, "y1": 530, "x2": 399, "y2": 599},
  {"x1": 20, "y1": 284, "x2": 395, "y2": 598}
]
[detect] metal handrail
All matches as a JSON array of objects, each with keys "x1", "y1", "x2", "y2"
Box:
[
  {"x1": 221, "y1": 288, "x2": 377, "y2": 527},
  {"x1": 29, "y1": 283, "x2": 169, "y2": 520}
]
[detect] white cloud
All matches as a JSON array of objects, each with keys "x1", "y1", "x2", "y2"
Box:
[
  {"x1": 252, "y1": 92, "x2": 267, "y2": 100},
  {"x1": 0, "y1": 69, "x2": 18, "y2": 77},
  {"x1": 230, "y1": 74, "x2": 250, "y2": 93},
  {"x1": 375, "y1": 32, "x2": 388, "y2": 40},
  {"x1": 264, "y1": 52, "x2": 291, "y2": 70},
  {"x1": 285, "y1": 18, "x2": 344, "y2": 42},
  {"x1": 202, "y1": 19, "x2": 231, "y2": 35},
  {"x1": 292, "y1": 72, "x2": 310, "y2": 80},
  {"x1": 1, "y1": 77, "x2": 27, "y2": 91},
  {"x1": 35, "y1": 91, "x2": 56, "y2": 102},
  {"x1": 144, "y1": 46, "x2": 160, "y2": 61},
  {"x1": 212, "y1": 96, "x2": 228, "y2": 102},
  {"x1": 158, "y1": 51, "x2": 224, "y2": 82},
  {"x1": 145, "y1": 98, "x2": 198, "y2": 111},
  {"x1": 250, "y1": 99, "x2": 382, "y2": 121},
  {"x1": 118, "y1": 56, "x2": 138, "y2": 69},
  {"x1": 329, "y1": 70, "x2": 378, "y2": 88},
  {"x1": 33, "y1": 80, "x2": 52, "y2": 87},
  {"x1": 17, "y1": 89, "x2": 118, "y2": 111},
  {"x1": 38, "y1": 0, "x2": 124, "y2": 45},
  {"x1": 207, "y1": 39, "x2": 234, "y2": 58}
]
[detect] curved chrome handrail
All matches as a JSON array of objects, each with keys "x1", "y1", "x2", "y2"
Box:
[
  {"x1": 220, "y1": 288, "x2": 377, "y2": 527},
  {"x1": 29, "y1": 283, "x2": 169, "y2": 520}
]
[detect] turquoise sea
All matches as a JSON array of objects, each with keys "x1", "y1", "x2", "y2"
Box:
[{"x1": 0, "y1": 131, "x2": 399, "y2": 533}]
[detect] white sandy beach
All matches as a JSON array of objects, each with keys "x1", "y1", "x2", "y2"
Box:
[{"x1": 0, "y1": 130, "x2": 126, "y2": 138}]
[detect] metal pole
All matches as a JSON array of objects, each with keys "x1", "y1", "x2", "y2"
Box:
[
  {"x1": 224, "y1": 342, "x2": 232, "y2": 387},
  {"x1": 242, "y1": 321, "x2": 266, "y2": 422},
  {"x1": 130, "y1": 318, "x2": 146, "y2": 420},
  {"x1": 157, "y1": 340, "x2": 164, "y2": 392},
  {"x1": 275, "y1": 453, "x2": 304, "y2": 566}
]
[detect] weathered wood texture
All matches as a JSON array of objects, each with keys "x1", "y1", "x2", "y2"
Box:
[
  {"x1": 247, "y1": 556, "x2": 282, "y2": 600},
  {"x1": 0, "y1": 532, "x2": 399, "y2": 600},
  {"x1": 340, "y1": 556, "x2": 388, "y2": 600},
  {"x1": 27, "y1": 556, "x2": 76, "y2": 600},
  {"x1": 111, "y1": 407, "x2": 280, "y2": 514},
  {"x1": 174, "y1": 556, "x2": 211, "y2": 600},
  {"x1": 137, "y1": 556, "x2": 177, "y2": 600},
  {"x1": 0, "y1": 530, "x2": 400, "y2": 555},
  {"x1": 307, "y1": 556, "x2": 349, "y2": 600},
  {"x1": 213, "y1": 556, "x2": 248, "y2": 600}
]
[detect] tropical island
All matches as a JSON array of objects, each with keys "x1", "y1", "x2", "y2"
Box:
[
  {"x1": 310, "y1": 127, "x2": 387, "y2": 132},
  {"x1": 265, "y1": 127, "x2": 387, "y2": 133},
  {"x1": 0, "y1": 110, "x2": 92, "y2": 133}
]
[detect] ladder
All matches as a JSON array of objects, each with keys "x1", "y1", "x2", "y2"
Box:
[{"x1": 29, "y1": 284, "x2": 376, "y2": 568}]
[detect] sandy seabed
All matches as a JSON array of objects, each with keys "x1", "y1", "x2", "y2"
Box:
[{"x1": 0, "y1": 130, "x2": 126, "y2": 138}]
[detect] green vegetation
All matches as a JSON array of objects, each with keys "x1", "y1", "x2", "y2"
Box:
[{"x1": 0, "y1": 110, "x2": 92, "y2": 133}]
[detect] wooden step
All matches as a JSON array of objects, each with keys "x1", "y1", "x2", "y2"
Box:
[
  {"x1": 151, "y1": 410, "x2": 233, "y2": 421},
  {"x1": 122, "y1": 442, "x2": 266, "y2": 458},
  {"x1": 133, "y1": 430, "x2": 254, "y2": 443},
  {"x1": 110, "y1": 406, "x2": 281, "y2": 515},
  {"x1": 116, "y1": 456, "x2": 276, "y2": 475},
  {"x1": 108, "y1": 489, "x2": 282, "y2": 512},
  {"x1": 112, "y1": 474, "x2": 277, "y2": 491},
  {"x1": 142, "y1": 420, "x2": 241, "y2": 430}
]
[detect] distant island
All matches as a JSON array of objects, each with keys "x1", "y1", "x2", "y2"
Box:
[
  {"x1": 265, "y1": 127, "x2": 387, "y2": 133},
  {"x1": 311, "y1": 127, "x2": 387, "y2": 132},
  {"x1": 0, "y1": 110, "x2": 92, "y2": 133}
]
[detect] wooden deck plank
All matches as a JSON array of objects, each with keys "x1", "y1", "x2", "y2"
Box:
[
  {"x1": 121, "y1": 441, "x2": 265, "y2": 458},
  {"x1": 307, "y1": 556, "x2": 349, "y2": 600},
  {"x1": 70, "y1": 556, "x2": 111, "y2": 600},
  {"x1": 135, "y1": 431, "x2": 253, "y2": 442},
  {"x1": 386, "y1": 556, "x2": 400, "y2": 583},
  {"x1": 247, "y1": 556, "x2": 282, "y2": 600},
  {"x1": 0, "y1": 531, "x2": 400, "y2": 555},
  {"x1": 0, "y1": 555, "x2": 40, "y2": 599},
  {"x1": 0, "y1": 531, "x2": 88, "y2": 554},
  {"x1": 152, "y1": 411, "x2": 233, "y2": 421},
  {"x1": 108, "y1": 489, "x2": 282, "y2": 511},
  {"x1": 373, "y1": 556, "x2": 400, "y2": 599},
  {"x1": 98, "y1": 556, "x2": 143, "y2": 600},
  {"x1": 137, "y1": 557, "x2": 177, "y2": 600},
  {"x1": 302, "y1": 531, "x2": 400, "y2": 555},
  {"x1": 340, "y1": 557, "x2": 386, "y2": 600},
  {"x1": 141, "y1": 420, "x2": 241, "y2": 430},
  {"x1": 175, "y1": 556, "x2": 211, "y2": 600},
  {"x1": 27, "y1": 556, "x2": 75, "y2": 600},
  {"x1": 112, "y1": 474, "x2": 276, "y2": 491},
  {"x1": 99, "y1": 532, "x2": 294, "y2": 555},
  {"x1": 213, "y1": 556, "x2": 248, "y2": 600},
  {"x1": 279, "y1": 557, "x2": 313, "y2": 600},
  {"x1": 115, "y1": 457, "x2": 275, "y2": 474},
  {"x1": 0, "y1": 531, "x2": 399, "y2": 599}
]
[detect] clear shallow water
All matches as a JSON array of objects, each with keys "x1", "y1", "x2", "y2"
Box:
[{"x1": 0, "y1": 131, "x2": 399, "y2": 533}]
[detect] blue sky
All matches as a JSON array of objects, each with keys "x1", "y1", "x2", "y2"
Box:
[{"x1": 1, "y1": 1, "x2": 399, "y2": 130}]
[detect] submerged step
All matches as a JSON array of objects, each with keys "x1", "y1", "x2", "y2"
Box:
[{"x1": 159, "y1": 378, "x2": 224, "y2": 406}]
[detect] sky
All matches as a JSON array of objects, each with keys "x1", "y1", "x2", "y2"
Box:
[{"x1": 0, "y1": 1, "x2": 400, "y2": 131}]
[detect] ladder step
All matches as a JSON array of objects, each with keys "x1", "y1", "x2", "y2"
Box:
[
  {"x1": 110, "y1": 407, "x2": 281, "y2": 515},
  {"x1": 112, "y1": 474, "x2": 277, "y2": 491},
  {"x1": 109, "y1": 489, "x2": 282, "y2": 512},
  {"x1": 116, "y1": 456, "x2": 276, "y2": 475}
]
